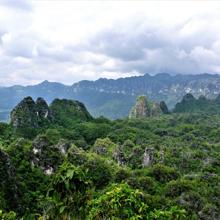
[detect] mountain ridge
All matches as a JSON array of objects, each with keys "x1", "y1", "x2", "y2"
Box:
[{"x1": 1, "y1": 73, "x2": 220, "y2": 120}]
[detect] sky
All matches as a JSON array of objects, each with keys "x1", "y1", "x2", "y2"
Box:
[{"x1": 1, "y1": 0, "x2": 220, "y2": 86}]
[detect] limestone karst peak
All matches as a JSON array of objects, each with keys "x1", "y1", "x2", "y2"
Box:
[{"x1": 129, "y1": 95, "x2": 165, "y2": 119}]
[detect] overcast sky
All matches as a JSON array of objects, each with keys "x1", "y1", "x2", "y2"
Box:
[{"x1": 1, "y1": 0, "x2": 220, "y2": 86}]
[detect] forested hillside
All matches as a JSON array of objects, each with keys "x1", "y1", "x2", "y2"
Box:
[
  {"x1": 0, "y1": 97, "x2": 219, "y2": 219},
  {"x1": 174, "y1": 93, "x2": 220, "y2": 114}
]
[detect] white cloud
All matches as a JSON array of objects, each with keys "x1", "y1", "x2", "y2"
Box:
[{"x1": 0, "y1": 0, "x2": 220, "y2": 86}]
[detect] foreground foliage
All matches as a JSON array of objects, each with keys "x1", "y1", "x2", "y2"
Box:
[{"x1": 0, "y1": 112, "x2": 220, "y2": 219}]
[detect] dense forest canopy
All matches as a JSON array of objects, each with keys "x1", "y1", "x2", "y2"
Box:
[{"x1": 0, "y1": 95, "x2": 219, "y2": 219}]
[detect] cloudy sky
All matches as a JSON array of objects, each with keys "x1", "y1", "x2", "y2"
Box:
[{"x1": 1, "y1": 0, "x2": 220, "y2": 86}]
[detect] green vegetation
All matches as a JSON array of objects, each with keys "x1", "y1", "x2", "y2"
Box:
[
  {"x1": 174, "y1": 93, "x2": 220, "y2": 114},
  {"x1": 0, "y1": 97, "x2": 219, "y2": 219}
]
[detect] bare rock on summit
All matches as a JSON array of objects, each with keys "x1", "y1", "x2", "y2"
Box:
[
  {"x1": 129, "y1": 95, "x2": 164, "y2": 119},
  {"x1": 129, "y1": 96, "x2": 151, "y2": 119},
  {"x1": 35, "y1": 97, "x2": 52, "y2": 120}
]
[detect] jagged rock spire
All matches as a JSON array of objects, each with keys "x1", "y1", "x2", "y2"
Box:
[{"x1": 129, "y1": 95, "x2": 164, "y2": 119}]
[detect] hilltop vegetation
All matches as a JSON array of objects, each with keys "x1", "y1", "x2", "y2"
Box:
[
  {"x1": 0, "y1": 96, "x2": 219, "y2": 219},
  {"x1": 174, "y1": 93, "x2": 220, "y2": 114}
]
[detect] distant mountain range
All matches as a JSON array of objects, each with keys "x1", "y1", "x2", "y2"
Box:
[{"x1": 1, "y1": 73, "x2": 220, "y2": 121}]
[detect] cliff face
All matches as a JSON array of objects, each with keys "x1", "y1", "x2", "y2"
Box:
[
  {"x1": 35, "y1": 97, "x2": 52, "y2": 120},
  {"x1": 129, "y1": 96, "x2": 150, "y2": 118},
  {"x1": 129, "y1": 96, "x2": 165, "y2": 119},
  {"x1": 31, "y1": 135, "x2": 70, "y2": 175}
]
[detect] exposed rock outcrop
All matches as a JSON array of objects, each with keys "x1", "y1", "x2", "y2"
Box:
[
  {"x1": 56, "y1": 139, "x2": 71, "y2": 155},
  {"x1": 31, "y1": 135, "x2": 68, "y2": 175},
  {"x1": 129, "y1": 96, "x2": 150, "y2": 118},
  {"x1": 35, "y1": 97, "x2": 52, "y2": 120},
  {"x1": 151, "y1": 103, "x2": 162, "y2": 116},
  {"x1": 112, "y1": 148, "x2": 126, "y2": 166},
  {"x1": 142, "y1": 148, "x2": 154, "y2": 167},
  {"x1": 129, "y1": 96, "x2": 165, "y2": 119}
]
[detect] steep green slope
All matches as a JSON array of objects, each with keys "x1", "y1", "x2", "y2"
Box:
[
  {"x1": 10, "y1": 97, "x2": 93, "y2": 137},
  {"x1": 174, "y1": 93, "x2": 220, "y2": 114},
  {"x1": 50, "y1": 98, "x2": 93, "y2": 125}
]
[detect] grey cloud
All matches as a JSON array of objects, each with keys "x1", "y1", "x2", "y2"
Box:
[
  {"x1": 1, "y1": 32, "x2": 74, "y2": 62},
  {"x1": 1, "y1": 4, "x2": 220, "y2": 86},
  {"x1": 89, "y1": 27, "x2": 168, "y2": 62},
  {"x1": 82, "y1": 14, "x2": 220, "y2": 76},
  {"x1": 2, "y1": 35, "x2": 36, "y2": 58},
  {"x1": 37, "y1": 45, "x2": 75, "y2": 62}
]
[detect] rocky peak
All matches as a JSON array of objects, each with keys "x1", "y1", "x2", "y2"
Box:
[
  {"x1": 151, "y1": 103, "x2": 162, "y2": 116},
  {"x1": 10, "y1": 97, "x2": 52, "y2": 130},
  {"x1": 35, "y1": 97, "x2": 51, "y2": 119},
  {"x1": 182, "y1": 93, "x2": 195, "y2": 102},
  {"x1": 50, "y1": 98, "x2": 93, "y2": 123},
  {"x1": 10, "y1": 97, "x2": 93, "y2": 132},
  {"x1": 21, "y1": 96, "x2": 36, "y2": 107},
  {"x1": 160, "y1": 101, "x2": 169, "y2": 114},
  {"x1": 129, "y1": 95, "x2": 164, "y2": 119},
  {"x1": 129, "y1": 96, "x2": 150, "y2": 119},
  {"x1": 10, "y1": 97, "x2": 38, "y2": 129},
  {"x1": 173, "y1": 93, "x2": 220, "y2": 113}
]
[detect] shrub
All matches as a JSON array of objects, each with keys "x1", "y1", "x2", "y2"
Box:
[
  {"x1": 149, "y1": 206, "x2": 186, "y2": 220},
  {"x1": 82, "y1": 154, "x2": 113, "y2": 188},
  {"x1": 88, "y1": 183, "x2": 148, "y2": 219},
  {"x1": 198, "y1": 204, "x2": 220, "y2": 220},
  {"x1": 44, "y1": 162, "x2": 91, "y2": 219},
  {"x1": 115, "y1": 168, "x2": 131, "y2": 183},
  {"x1": 127, "y1": 176, "x2": 156, "y2": 194},
  {"x1": 178, "y1": 191, "x2": 204, "y2": 213},
  {"x1": 92, "y1": 137, "x2": 117, "y2": 157},
  {"x1": 128, "y1": 146, "x2": 144, "y2": 169},
  {"x1": 45, "y1": 129, "x2": 61, "y2": 145},
  {"x1": 149, "y1": 164, "x2": 180, "y2": 183},
  {"x1": 0, "y1": 210, "x2": 16, "y2": 220},
  {"x1": 164, "y1": 179, "x2": 194, "y2": 198}
]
